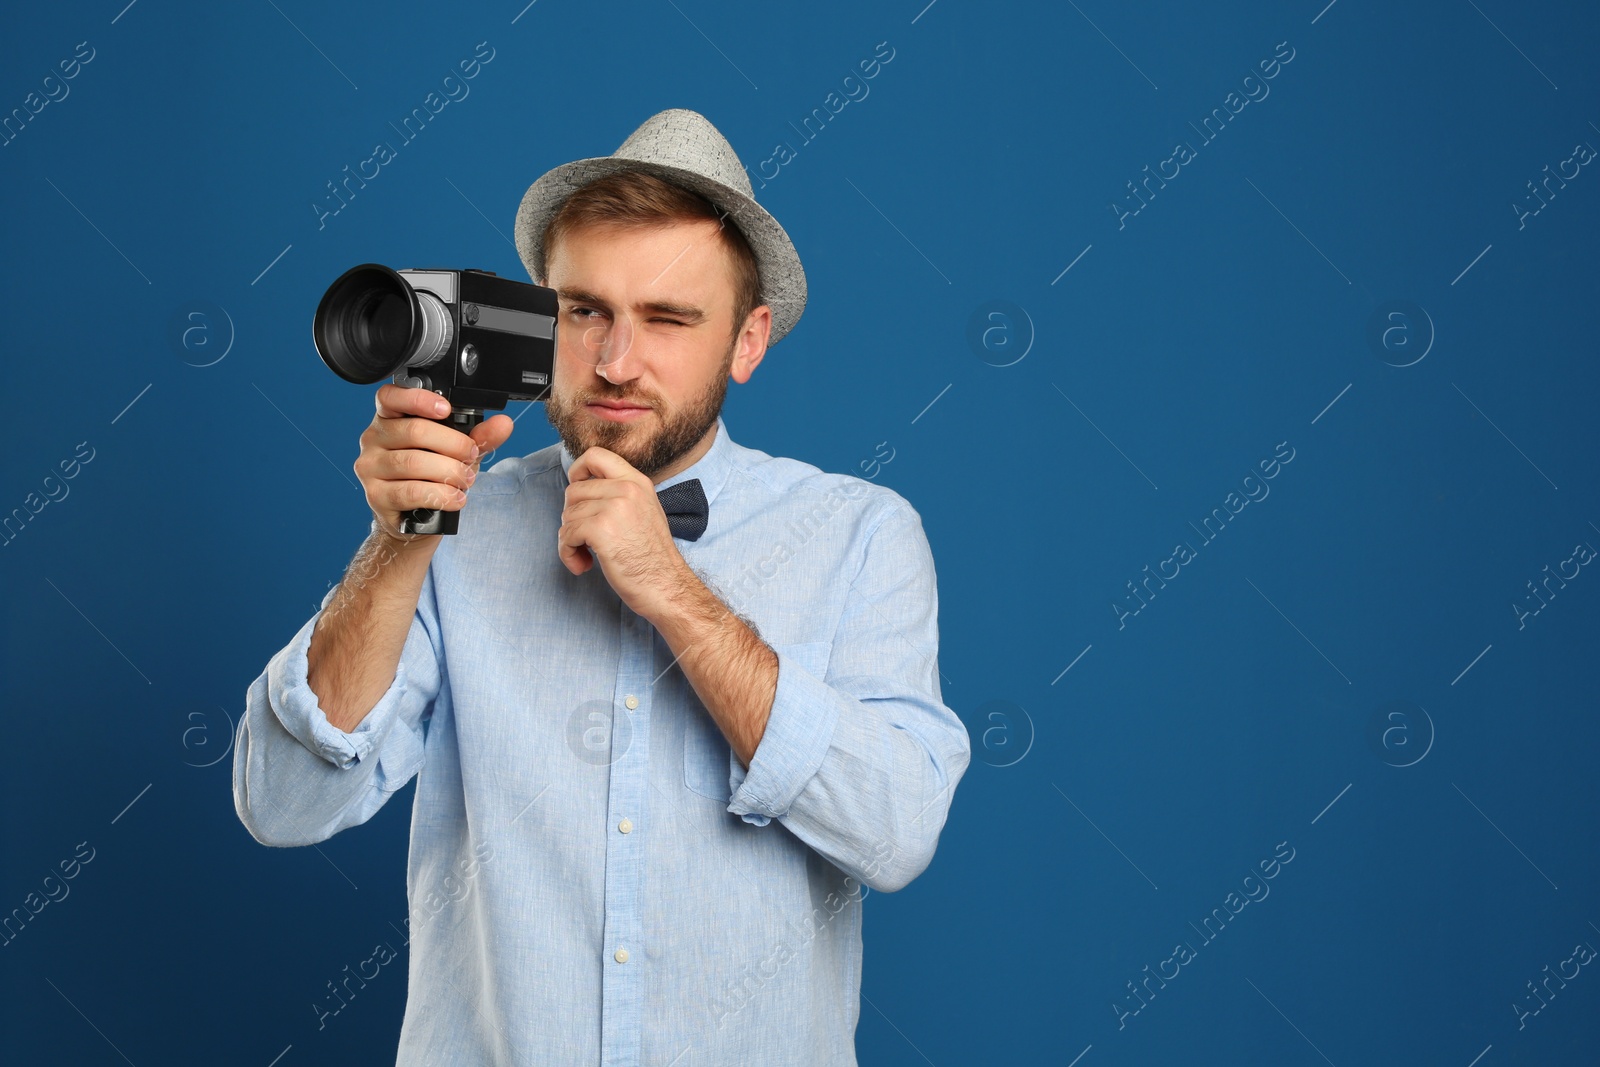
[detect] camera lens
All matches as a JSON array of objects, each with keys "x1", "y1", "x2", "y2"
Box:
[{"x1": 313, "y1": 264, "x2": 453, "y2": 384}]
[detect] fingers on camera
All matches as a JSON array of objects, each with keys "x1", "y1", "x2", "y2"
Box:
[
  {"x1": 377, "y1": 383, "x2": 449, "y2": 420},
  {"x1": 404, "y1": 416, "x2": 479, "y2": 465},
  {"x1": 390, "y1": 481, "x2": 466, "y2": 515},
  {"x1": 366, "y1": 387, "x2": 486, "y2": 521},
  {"x1": 387, "y1": 449, "x2": 477, "y2": 492},
  {"x1": 371, "y1": 414, "x2": 476, "y2": 469}
]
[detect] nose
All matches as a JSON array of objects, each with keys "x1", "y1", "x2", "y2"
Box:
[{"x1": 591, "y1": 313, "x2": 642, "y2": 384}]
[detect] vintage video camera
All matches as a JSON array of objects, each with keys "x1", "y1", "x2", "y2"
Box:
[{"x1": 312, "y1": 264, "x2": 557, "y2": 535}]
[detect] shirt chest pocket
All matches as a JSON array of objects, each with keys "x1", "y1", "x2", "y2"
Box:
[{"x1": 682, "y1": 640, "x2": 833, "y2": 801}]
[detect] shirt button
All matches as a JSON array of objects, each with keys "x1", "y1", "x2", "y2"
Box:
[
  {"x1": 624, "y1": 694, "x2": 639, "y2": 710},
  {"x1": 614, "y1": 948, "x2": 630, "y2": 964},
  {"x1": 618, "y1": 818, "x2": 633, "y2": 834}
]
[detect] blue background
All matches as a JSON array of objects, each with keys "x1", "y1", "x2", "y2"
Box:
[{"x1": 3, "y1": 0, "x2": 1598, "y2": 1064}]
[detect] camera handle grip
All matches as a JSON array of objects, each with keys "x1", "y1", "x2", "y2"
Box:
[{"x1": 399, "y1": 405, "x2": 485, "y2": 536}]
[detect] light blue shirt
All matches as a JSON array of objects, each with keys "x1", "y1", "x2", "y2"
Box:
[{"x1": 233, "y1": 415, "x2": 970, "y2": 1066}]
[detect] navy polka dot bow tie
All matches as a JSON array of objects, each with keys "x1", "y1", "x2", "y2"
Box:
[{"x1": 656, "y1": 478, "x2": 709, "y2": 541}]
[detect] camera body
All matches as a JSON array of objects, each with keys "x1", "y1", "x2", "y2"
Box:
[
  {"x1": 378, "y1": 268, "x2": 555, "y2": 406},
  {"x1": 313, "y1": 263, "x2": 559, "y2": 535}
]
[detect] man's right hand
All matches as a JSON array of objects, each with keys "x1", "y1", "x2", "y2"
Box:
[{"x1": 355, "y1": 385, "x2": 515, "y2": 541}]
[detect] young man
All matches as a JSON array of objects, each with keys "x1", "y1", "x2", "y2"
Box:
[{"x1": 234, "y1": 108, "x2": 969, "y2": 1066}]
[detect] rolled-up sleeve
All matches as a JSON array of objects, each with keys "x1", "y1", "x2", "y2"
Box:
[
  {"x1": 233, "y1": 562, "x2": 445, "y2": 847},
  {"x1": 726, "y1": 501, "x2": 970, "y2": 893},
  {"x1": 723, "y1": 647, "x2": 840, "y2": 828}
]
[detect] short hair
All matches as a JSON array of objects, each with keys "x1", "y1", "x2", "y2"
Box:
[{"x1": 540, "y1": 170, "x2": 763, "y2": 343}]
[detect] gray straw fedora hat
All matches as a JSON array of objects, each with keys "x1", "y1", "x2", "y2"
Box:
[{"x1": 512, "y1": 108, "x2": 808, "y2": 344}]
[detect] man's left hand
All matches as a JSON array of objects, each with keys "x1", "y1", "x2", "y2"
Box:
[{"x1": 560, "y1": 447, "x2": 692, "y2": 620}]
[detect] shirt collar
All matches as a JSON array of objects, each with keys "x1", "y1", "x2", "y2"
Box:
[{"x1": 559, "y1": 415, "x2": 735, "y2": 510}]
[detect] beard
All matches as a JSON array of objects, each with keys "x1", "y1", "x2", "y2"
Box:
[{"x1": 544, "y1": 341, "x2": 735, "y2": 480}]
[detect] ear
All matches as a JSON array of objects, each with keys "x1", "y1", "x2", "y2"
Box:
[{"x1": 729, "y1": 305, "x2": 772, "y2": 384}]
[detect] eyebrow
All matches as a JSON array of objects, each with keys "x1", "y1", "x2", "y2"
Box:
[{"x1": 556, "y1": 287, "x2": 707, "y2": 322}]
